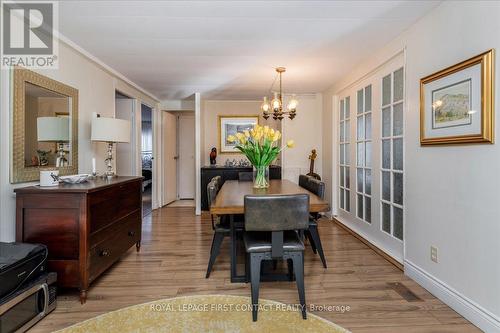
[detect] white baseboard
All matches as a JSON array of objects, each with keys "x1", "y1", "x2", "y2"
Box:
[
  {"x1": 332, "y1": 215, "x2": 403, "y2": 264},
  {"x1": 405, "y1": 260, "x2": 500, "y2": 333}
]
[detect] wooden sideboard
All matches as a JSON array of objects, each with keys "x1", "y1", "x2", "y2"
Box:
[
  {"x1": 200, "y1": 165, "x2": 281, "y2": 211},
  {"x1": 15, "y1": 176, "x2": 143, "y2": 304}
]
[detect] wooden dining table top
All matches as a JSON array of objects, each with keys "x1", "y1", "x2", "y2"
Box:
[{"x1": 210, "y1": 179, "x2": 330, "y2": 215}]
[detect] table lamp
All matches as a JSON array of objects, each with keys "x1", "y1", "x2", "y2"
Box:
[
  {"x1": 37, "y1": 116, "x2": 70, "y2": 167},
  {"x1": 91, "y1": 116, "x2": 130, "y2": 178}
]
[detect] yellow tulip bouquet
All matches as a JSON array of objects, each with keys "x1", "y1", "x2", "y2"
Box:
[{"x1": 227, "y1": 124, "x2": 294, "y2": 188}]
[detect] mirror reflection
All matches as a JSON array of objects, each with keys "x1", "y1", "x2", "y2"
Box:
[{"x1": 24, "y1": 82, "x2": 72, "y2": 168}]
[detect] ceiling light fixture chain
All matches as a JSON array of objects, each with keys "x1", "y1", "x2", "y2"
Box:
[{"x1": 261, "y1": 67, "x2": 298, "y2": 121}]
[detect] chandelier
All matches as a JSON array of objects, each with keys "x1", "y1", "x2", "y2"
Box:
[{"x1": 261, "y1": 67, "x2": 298, "y2": 120}]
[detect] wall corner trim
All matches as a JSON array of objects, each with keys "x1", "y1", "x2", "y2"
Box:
[{"x1": 404, "y1": 259, "x2": 500, "y2": 333}]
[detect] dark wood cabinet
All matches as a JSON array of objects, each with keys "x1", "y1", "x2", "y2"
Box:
[
  {"x1": 200, "y1": 165, "x2": 281, "y2": 210},
  {"x1": 15, "y1": 176, "x2": 143, "y2": 304}
]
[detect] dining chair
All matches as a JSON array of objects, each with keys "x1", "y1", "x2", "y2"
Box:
[
  {"x1": 213, "y1": 175, "x2": 222, "y2": 192},
  {"x1": 299, "y1": 175, "x2": 327, "y2": 268},
  {"x1": 205, "y1": 177, "x2": 230, "y2": 278},
  {"x1": 244, "y1": 194, "x2": 310, "y2": 321},
  {"x1": 238, "y1": 171, "x2": 253, "y2": 181}
]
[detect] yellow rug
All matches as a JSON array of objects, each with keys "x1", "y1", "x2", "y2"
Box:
[{"x1": 57, "y1": 295, "x2": 349, "y2": 333}]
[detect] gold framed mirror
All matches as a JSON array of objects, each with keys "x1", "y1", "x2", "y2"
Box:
[{"x1": 12, "y1": 67, "x2": 79, "y2": 183}]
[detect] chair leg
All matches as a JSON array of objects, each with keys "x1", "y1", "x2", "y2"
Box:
[
  {"x1": 287, "y1": 258, "x2": 294, "y2": 281},
  {"x1": 305, "y1": 230, "x2": 317, "y2": 254},
  {"x1": 250, "y1": 254, "x2": 262, "y2": 322},
  {"x1": 291, "y1": 253, "x2": 307, "y2": 319},
  {"x1": 309, "y1": 225, "x2": 327, "y2": 268},
  {"x1": 205, "y1": 232, "x2": 225, "y2": 278}
]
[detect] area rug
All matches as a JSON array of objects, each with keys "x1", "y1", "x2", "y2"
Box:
[{"x1": 57, "y1": 295, "x2": 349, "y2": 333}]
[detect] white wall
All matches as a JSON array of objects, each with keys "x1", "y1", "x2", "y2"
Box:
[
  {"x1": 200, "y1": 100, "x2": 280, "y2": 166},
  {"x1": 322, "y1": 1, "x2": 500, "y2": 331},
  {"x1": 201, "y1": 96, "x2": 324, "y2": 184},
  {"x1": 281, "y1": 94, "x2": 323, "y2": 183},
  {"x1": 0, "y1": 40, "x2": 160, "y2": 242}
]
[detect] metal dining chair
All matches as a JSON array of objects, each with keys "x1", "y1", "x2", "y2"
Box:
[
  {"x1": 244, "y1": 194, "x2": 310, "y2": 321},
  {"x1": 299, "y1": 174, "x2": 327, "y2": 268},
  {"x1": 205, "y1": 177, "x2": 229, "y2": 278}
]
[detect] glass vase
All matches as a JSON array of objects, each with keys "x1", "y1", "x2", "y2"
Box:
[{"x1": 253, "y1": 165, "x2": 270, "y2": 189}]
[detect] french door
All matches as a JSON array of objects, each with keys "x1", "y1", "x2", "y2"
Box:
[{"x1": 336, "y1": 54, "x2": 405, "y2": 262}]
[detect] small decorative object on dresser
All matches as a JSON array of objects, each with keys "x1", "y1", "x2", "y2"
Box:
[
  {"x1": 15, "y1": 176, "x2": 143, "y2": 304},
  {"x1": 39, "y1": 169, "x2": 59, "y2": 187},
  {"x1": 59, "y1": 174, "x2": 90, "y2": 184}
]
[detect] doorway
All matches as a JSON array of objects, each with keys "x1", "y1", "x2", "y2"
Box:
[
  {"x1": 177, "y1": 112, "x2": 195, "y2": 200},
  {"x1": 141, "y1": 104, "x2": 154, "y2": 216},
  {"x1": 161, "y1": 111, "x2": 195, "y2": 207}
]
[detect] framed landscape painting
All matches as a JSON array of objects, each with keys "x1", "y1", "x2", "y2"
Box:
[
  {"x1": 420, "y1": 49, "x2": 494, "y2": 145},
  {"x1": 218, "y1": 115, "x2": 259, "y2": 153}
]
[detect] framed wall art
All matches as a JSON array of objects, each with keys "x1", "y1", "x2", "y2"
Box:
[
  {"x1": 218, "y1": 115, "x2": 259, "y2": 153},
  {"x1": 420, "y1": 49, "x2": 494, "y2": 145}
]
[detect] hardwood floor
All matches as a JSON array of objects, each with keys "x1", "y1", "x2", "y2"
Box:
[{"x1": 31, "y1": 207, "x2": 479, "y2": 332}]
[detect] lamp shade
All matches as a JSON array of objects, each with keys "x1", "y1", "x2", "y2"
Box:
[
  {"x1": 91, "y1": 117, "x2": 130, "y2": 143},
  {"x1": 37, "y1": 117, "x2": 70, "y2": 142}
]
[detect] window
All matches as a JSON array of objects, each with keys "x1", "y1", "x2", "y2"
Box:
[
  {"x1": 381, "y1": 67, "x2": 404, "y2": 240},
  {"x1": 356, "y1": 85, "x2": 372, "y2": 223},
  {"x1": 339, "y1": 97, "x2": 350, "y2": 212}
]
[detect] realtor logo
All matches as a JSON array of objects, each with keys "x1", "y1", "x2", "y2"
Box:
[{"x1": 1, "y1": 1, "x2": 59, "y2": 69}]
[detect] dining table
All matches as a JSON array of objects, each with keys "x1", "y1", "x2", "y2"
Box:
[{"x1": 210, "y1": 179, "x2": 330, "y2": 282}]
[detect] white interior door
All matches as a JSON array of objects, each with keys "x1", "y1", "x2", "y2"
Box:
[
  {"x1": 162, "y1": 111, "x2": 177, "y2": 205},
  {"x1": 177, "y1": 113, "x2": 195, "y2": 199}
]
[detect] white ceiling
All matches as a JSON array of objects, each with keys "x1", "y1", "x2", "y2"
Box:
[{"x1": 59, "y1": 1, "x2": 440, "y2": 101}]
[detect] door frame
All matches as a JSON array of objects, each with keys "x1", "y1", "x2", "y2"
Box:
[
  {"x1": 176, "y1": 112, "x2": 195, "y2": 200},
  {"x1": 115, "y1": 90, "x2": 137, "y2": 176},
  {"x1": 140, "y1": 102, "x2": 156, "y2": 206},
  {"x1": 161, "y1": 110, "x2": 178, "y2": 206}
]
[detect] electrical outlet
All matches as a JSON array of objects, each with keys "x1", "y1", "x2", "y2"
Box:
[{"x1": 430, "y1": 246, "x2": 438, "y2": 263}]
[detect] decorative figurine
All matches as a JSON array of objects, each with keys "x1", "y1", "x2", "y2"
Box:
[
  {"x1": 210, "y1": 147, "x2": 217, "y2": 165},
  {"x1": 307, "y1": 149, "x2": 321, "y2": 180}
]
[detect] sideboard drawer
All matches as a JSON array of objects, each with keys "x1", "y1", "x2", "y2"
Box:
[
  {"x1": 89, "y1": 210, "x2": 141, "y2": 247},
  {"x1": 88, "y1": 217, "x2": 140, "y2": 282},
  {"x1": 89, "y1": 180, "x2": 141, "y2": 233},
  {"x1": 117, "y1": 181, "x2": 141, "y2": 218}
]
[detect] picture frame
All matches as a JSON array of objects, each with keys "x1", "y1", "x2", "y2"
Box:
[
  {"x1": 420, "y1": 49, "x2": 494, "y2": 145},
  {"x1": 218, "y1": 115, "x2": 259, "y2": 153}
]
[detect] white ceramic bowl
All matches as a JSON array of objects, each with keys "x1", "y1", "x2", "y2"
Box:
[{"x1": 59, "y1": 174, "x2": 90, "y2": 184}]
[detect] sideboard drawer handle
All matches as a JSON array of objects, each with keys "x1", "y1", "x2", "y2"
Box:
[
  {"x1": 100, "y1": 250, "x2": 110, "y2": 257},
  {"x1": 128, "y1": 231, "x2": 135, "y2": 237}
]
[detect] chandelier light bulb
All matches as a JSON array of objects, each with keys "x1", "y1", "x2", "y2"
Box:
[
  {"x1": 287, "y1": 95, "x2": 298, "y2": 111},
  {"x1": 271, "y1": 92, "x2": 281, "y2": 112},
  {"x1": 261, "y1": 96, "x2": 270, "y2": 113}
]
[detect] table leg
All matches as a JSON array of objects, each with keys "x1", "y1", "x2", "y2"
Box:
[
  {"x1": 229, "y1": 214, "x2": 248, "y2": 283},
  {"x1": 230, "y1": 214, "x2": 237, "y2": 282}
]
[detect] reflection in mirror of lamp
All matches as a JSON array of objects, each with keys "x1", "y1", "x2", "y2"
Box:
[{"x1": 24, "y1": 82, "x2": 72, "y2": 168}]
